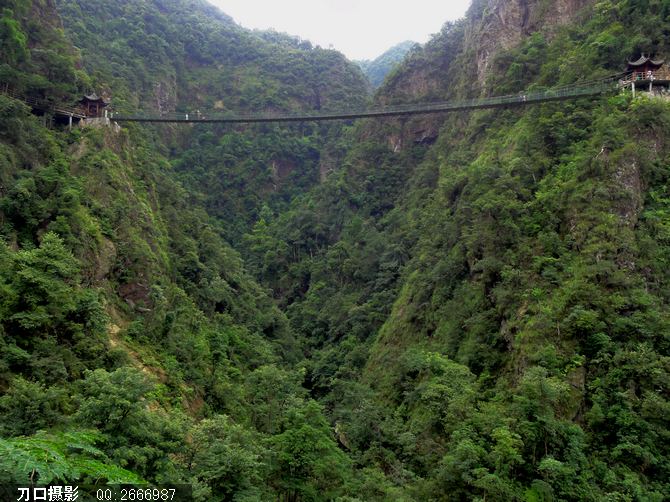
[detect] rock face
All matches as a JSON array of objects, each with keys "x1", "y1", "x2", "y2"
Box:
[
  {"x1": 24, "y1": 0, "x2": 84, "y2": 70},
  {"x1": 371, "y1": 0, "x2": 590, "y2": 152},
  {"x1": 469, "y1": 0, "x2": 589, "y2": 84},
  {"x1": 119, "y1": 278, "x2": 153, "y2": 310},
  {"x1": 154, "y1": 80, "x2": 177, "y2": 114},
  {"x1": 28, "y1": 0, "x2": 65, "y2": 33}
]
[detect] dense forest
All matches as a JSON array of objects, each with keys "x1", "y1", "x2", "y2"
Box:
[
  {"x1": 1, "y1": 0, "x2": 670, "y2": 500},
  {"x1": 356, "y1": 40, "x2": 416, "y2": 88}
]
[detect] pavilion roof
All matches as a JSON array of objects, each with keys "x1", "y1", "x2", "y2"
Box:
[
  {"x1": 627, "y1": 54, "x2": 664, "y2": 69},
  {"x1": 81, "y1": 93, "x2": 110, "y2": 105}
]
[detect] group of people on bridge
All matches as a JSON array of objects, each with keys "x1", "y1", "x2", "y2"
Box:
[{"x1": 185, "y1": 110, "x2": 207, "y2": 120}]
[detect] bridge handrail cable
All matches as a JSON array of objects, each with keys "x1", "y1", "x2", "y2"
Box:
[{"x1": 110, "y1": 73, "x2": 626, "y2": 123}]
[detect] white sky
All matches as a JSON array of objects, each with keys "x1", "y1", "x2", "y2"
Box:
[{"x1": 208, "y1": 0, "x2": 471, "y2": 61}]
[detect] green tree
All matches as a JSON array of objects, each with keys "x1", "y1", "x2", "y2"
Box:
[
  {"x1": 0, "y1": 431, "x2": 139, "y2": 484},
  {"x1": 0, "y1": 377, "x2": 67, "y2": 437},
  {"x1": 269, "y1": 400, "x2": 350, "y2": 501},
  {"x1": 74, "y1": 367, "x2": 187, "y2": 483},
  {"x1": 1, "y1": 232, "x2": 79, "y2": 333},
  {"x1": 245, "y1": 364, "x2": 307, "y2": 434},
  {"x1": 185, "y1": 415, "x2": 266, "y2": 501},
  {"x1": 74, "y1": 367, "x2": 155, "y2": 434}
]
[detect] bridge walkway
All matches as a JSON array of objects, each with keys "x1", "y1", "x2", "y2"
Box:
[
  {"x1": 111, "y1": 74, "x2": 625, "y2": 124},
  {"x1": 0, "y1": 73, "x2": 636, "y2": 126},
  {"x1": 0, "y1": 83, "x2": 86, "y2": 119}
]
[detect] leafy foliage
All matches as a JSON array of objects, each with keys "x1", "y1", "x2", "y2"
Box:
[
  {"x1": 0, "y1": 431, "x2": 139, "y2": 484},
  {"x1": 356, "y1": 40, "x2": 416, "y2": 88},
  {"x1": 2, "y1": 0, "x2": 670, "y2": 500}
]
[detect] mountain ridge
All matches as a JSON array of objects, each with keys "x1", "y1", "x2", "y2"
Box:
[
  {"x1": 356, "y1": 40, "x2": 416, "y2": 88},
  {"x1": 1, "y1": 0, "x2": 669, "y2": 499}
]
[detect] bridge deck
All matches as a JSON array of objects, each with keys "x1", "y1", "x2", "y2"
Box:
[
  {"x1": 1, "y1": 73, "x2": 630, "y2": 126},
  {"x1": 112, "y1": 77, "x2": 620, "y2": 124}
]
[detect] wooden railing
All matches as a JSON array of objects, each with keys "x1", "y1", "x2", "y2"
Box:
[
  {"x1": 0, "y1": 82, "x2": 86, "y2": 118},
  {"x1": 618, "y1": 70, "x2": 670, "y2": 86}
]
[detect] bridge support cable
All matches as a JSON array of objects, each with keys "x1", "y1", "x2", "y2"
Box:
[{"x1": 111, "y1": 75, "x2": 623, "y2": 125}]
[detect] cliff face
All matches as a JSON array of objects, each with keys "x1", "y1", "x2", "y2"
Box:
[
  {"x1": 365, "y1": 0, "x2": 592, "y2": 153},
  {"x1": 3, "y1": 0, "x2": 84, "y2": 74},
  {"x1": 26, "y1": 0, "x2": 64, "y2": 32},
  {"x1": 378, "y1": 0, "x2": 591, "y2": 103},
  {"x1": 470, "y1": 0, "x2": 590, "y2": 84}
]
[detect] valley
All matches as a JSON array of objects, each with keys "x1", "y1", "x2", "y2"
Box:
[{"x1": 1, "y1": 0, "x2": 669, "y2": 500}]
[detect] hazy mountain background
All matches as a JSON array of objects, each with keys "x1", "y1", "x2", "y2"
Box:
[
  {"x1": 1, "y1": 0, "x2": 669, "y2": 500},
  {"x1": 356, "y1": 39, "x2": 416, "y2": 87}
]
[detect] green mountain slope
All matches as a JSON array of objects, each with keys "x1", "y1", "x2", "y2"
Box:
[
  {"x1": 356, "y1": 39, "x2": 416, "y2": 87},
  {"x1": 0, "y1": 0, "x2": 350, "y2": 495},
  {"x1": 54, "y1": 0, "x2": 372, "y2": 243},
  {"x1": 1, "y1": 0, "x2": 670, "y2": 500},
  {"x1": 233, "y1": 0, "x2": 670, "y2": 499},
  {"x1": 57, "y1": 0, "x2": 369, "y2": 115}
]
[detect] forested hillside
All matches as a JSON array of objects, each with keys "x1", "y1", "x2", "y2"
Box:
[
  {"x1": 1, "y1": 0, "x2": 670, "y2": 500},
  {"x1": 55, "y1": 0, "x2": 372, "y2": 243},
  {"x1": 356, "y1": 40, "x2": 416, "y2": 87}
]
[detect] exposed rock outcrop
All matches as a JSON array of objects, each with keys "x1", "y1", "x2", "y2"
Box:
[
  {"x1": 469, "y1": 0, "x2": 590, "y2": 85},
  {"x1": 154, "y1": 80, "x2": 178, "y2": 114}
]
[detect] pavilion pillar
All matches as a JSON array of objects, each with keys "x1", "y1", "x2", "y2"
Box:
[
  {"x1": 69, "y1": 114, "x2": 72, "y2": 132},
  {"x1": 632, "y1": 82, "x2": 635, "y2": 98}
]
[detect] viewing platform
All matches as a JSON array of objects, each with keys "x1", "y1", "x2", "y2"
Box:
[
  {"x1": 618, "y1": 55, "x2": 668, "y2": 96},
  {"x1": 618, "y1": 70, "x2": 670, "y2": 86}
]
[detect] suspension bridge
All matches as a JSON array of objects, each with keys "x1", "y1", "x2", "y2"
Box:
[
  {"x1": 110, "y1": 74, "x2": 627, "y2": 124},
  {"x1": 0, "y1": 73, "x2": 648, "y2": 126}
]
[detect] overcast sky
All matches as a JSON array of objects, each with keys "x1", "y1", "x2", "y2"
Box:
[{"x1": 208, "y1": 0, "x2": 471, "y2": 61}]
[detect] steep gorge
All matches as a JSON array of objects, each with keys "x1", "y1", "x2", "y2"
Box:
[{"x1": 1, "y1": 0, "x2": 670, "y2": 500}]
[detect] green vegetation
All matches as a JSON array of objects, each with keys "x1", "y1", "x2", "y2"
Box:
[
  {"x1": 0, "y1": 431, "x2": 139, "y2": 484},
  {"x1": 356, "y1": 40, "x2": 416, "y2": 88},
  {"x1": 1, "y1": 0, "x2": 670, "y2": 500}
]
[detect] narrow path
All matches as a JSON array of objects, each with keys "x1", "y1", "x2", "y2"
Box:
[{"x1": 0, "y1": 82, "x2": 86, "y2": 119}]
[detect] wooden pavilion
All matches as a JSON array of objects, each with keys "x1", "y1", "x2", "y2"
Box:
[
  {"x1": 627, "y1": 53, "x2": 665, "y2": 73},
  {"x1": 80, "y1": 93, "x2": 110, "y2": 118},
  {"x1": 619, "y1": 54, "x2": 669, "y2": 95}
]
